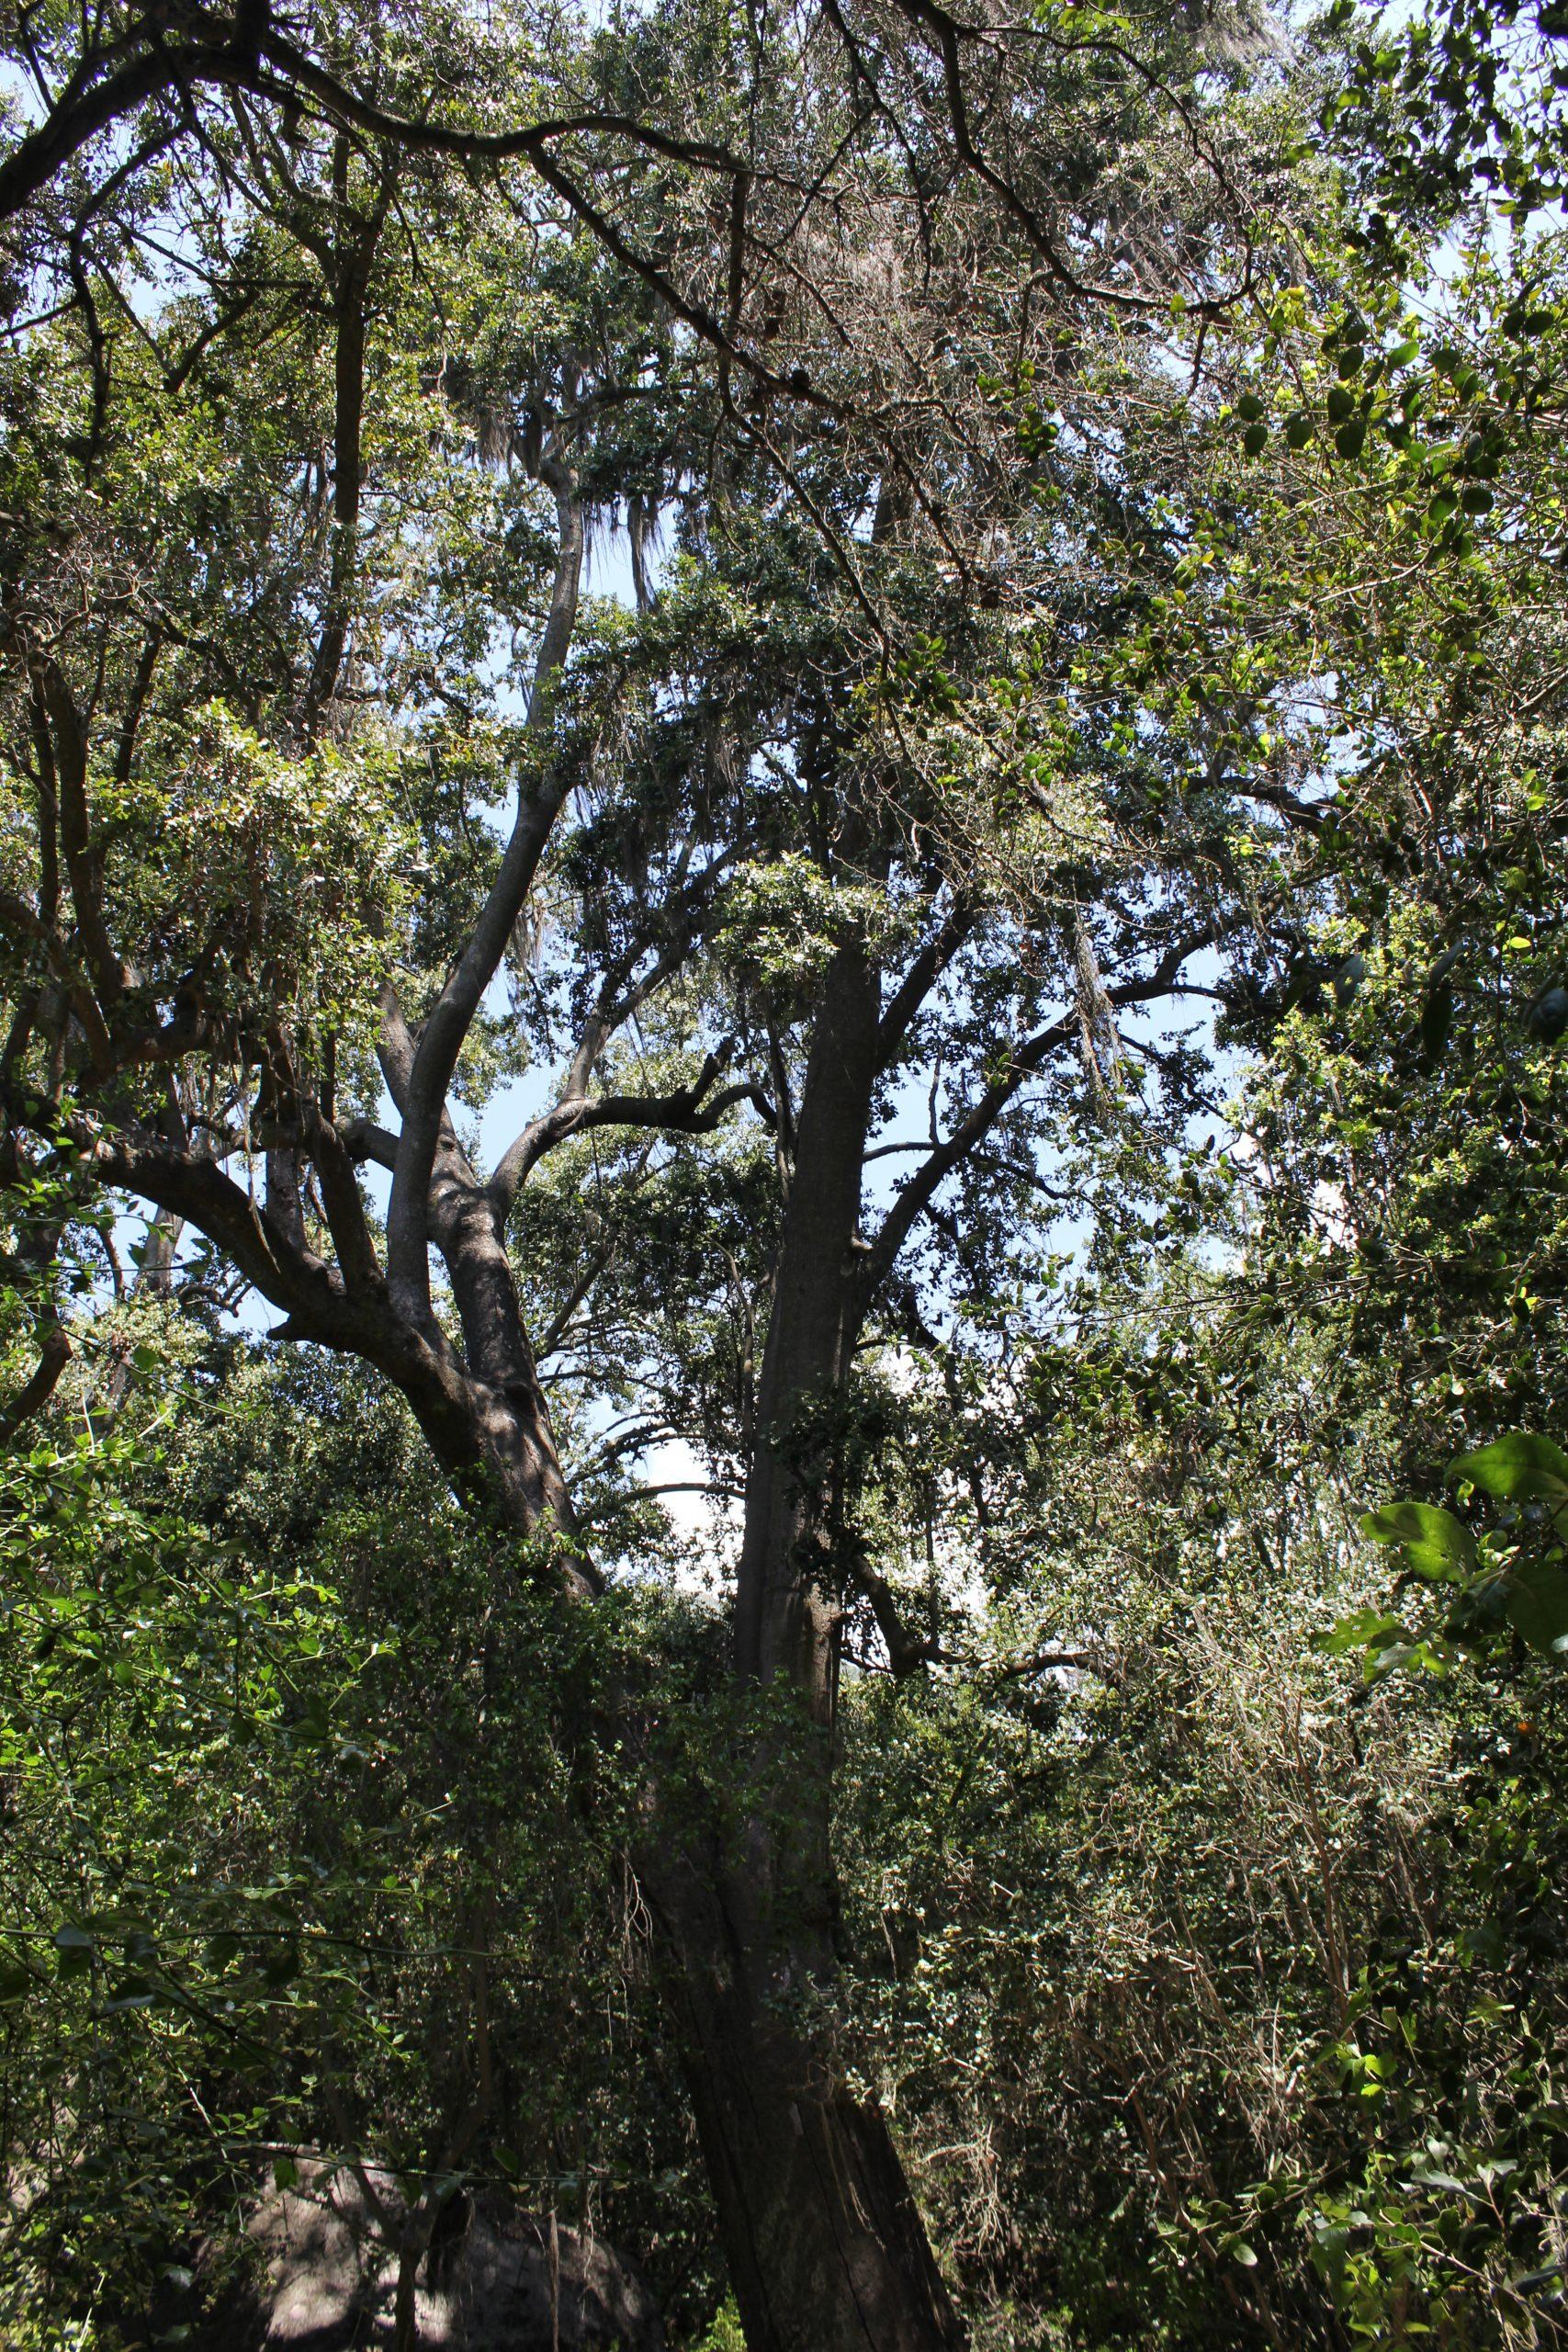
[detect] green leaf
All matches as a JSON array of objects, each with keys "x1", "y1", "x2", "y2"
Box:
[
  {"x1": 1284, "y1": 413, "x2": 1313, "y2": 448},
  {"x1": 273, "y1": 2155, "x2": 299, "y2": 2190},
  {"x1": 1450, "y1": 1432, "x2": 1568, "y2": 1506},
  {"x1": 55, "y1": 1925, "x2": 96, "y2": 1976},
  {"x1": 1242, "y1": 422, "x2": 1269, "y2": 457},
  {"x1": 1505, "y1": 1558, "x2": 1568, "y2": 1658},
  {"x1": 1319, "y1": 1607, "x2": 1410, "y2": 1656},
  {"x1": 101, "y1": 1977, "x2": 163, "y2": 2012},
  {"x1": 1359, "y1": 1502, "x2": 1477, "y2": 1571},
  {"x1": 262, "y1": 1941, "x2": 301, "y2": 1987},
  {"x1": 1334, "y1": 420, "x2": 1367, "y2": 459}
]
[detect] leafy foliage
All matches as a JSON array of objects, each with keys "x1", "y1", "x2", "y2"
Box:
[{"x1": 6, "y1": 0, "x2": 1568, "y2": 2346}]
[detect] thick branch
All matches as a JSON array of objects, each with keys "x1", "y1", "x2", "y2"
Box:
[
  {"x1": 0, "y1": 1321, "x2": 72, "y2": 1441},
  {"x1": 384, "y1": 473, "x2": 583, "y2": 1319},
  {"x1": 0, "y1": 31, "x2": 251, "y2": 223},
  {"x1": 874, "y1": 891, "x2": 974, "y2": 1071},
  {"x1": 491, "y1": 1074, "x2": 770, "y2": 1210},
  {"x1": 852, "y1": 1559, "x2": 938, "y2": 1679},
  {"x1": 338, "y1": 1114, "x2": 400, "y2": 1171},
  {"x1": 37, "y1": 667, "x2": 124, "y2": 1008},
  {"x1": 87, "y1": 1130, "x2": 355, "y2": 1333}
]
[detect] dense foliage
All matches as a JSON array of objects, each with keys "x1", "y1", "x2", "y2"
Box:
[{"x1": 4, "y1": 0, "x2": 1568, "y2": 2346}]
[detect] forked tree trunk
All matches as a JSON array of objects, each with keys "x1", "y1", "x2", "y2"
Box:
[{"x1": 431, "y1": 922, "x2": 963, "y2": 2348}]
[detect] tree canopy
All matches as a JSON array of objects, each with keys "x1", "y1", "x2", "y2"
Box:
[{"x1": 5, "y1": 2, "x2": 1568, "y2": 2348}]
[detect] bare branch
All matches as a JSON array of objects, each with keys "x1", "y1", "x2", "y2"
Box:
[
  {"x1": 491, "y1": 1074, "x2": 772, "y2": 1209},
  {"x1": 858, "y1": 925, "x2": 1219, "y2": 1305}
]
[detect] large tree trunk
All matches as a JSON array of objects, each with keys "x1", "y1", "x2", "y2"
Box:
[
  {"x1": 734, "y1": 934, "x2": 880, "y2": 1707},
  {"x1": 670, "y1": 928, "x2": 965, "y2": 2352},
  {"x1": 656, "y1": 1852, "x2": 964, "y2": 2352}
]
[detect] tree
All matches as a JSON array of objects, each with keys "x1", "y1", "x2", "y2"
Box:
[{"x1": 0, "y1": 2, "x2": 1331, "y2": 2343}]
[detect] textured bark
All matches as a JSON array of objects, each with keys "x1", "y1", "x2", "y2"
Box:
[
  {"x1": 683, "y1": 928, "x2": 966, "y2": 2351},
  {"x1": 429, "y1": 1141, "x2": 586, "y2": 1551},
  {"x1": 735, "y1": 934, "x2": 882, "y2": 1711},
  {"x1": 655, "y1": 1850, "x2": 965, "y2": 2352}
]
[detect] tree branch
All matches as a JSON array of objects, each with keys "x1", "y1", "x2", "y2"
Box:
[
  {"x1": 385, "y1": 469, "x2": 583, "y2": 1320},
  {"x1": 858, "y1": 926, "x2": 1218, "y2": 1306},
  {"x1": 491, "y1": 1073, "x2": 771, "y2": 1208},
  {"x1": 0, "y1": 1320, "x2": 72, "y2": 1442},
  {"x1": 874, "y1": 890, "x2": 974, "y2": 1070}
]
